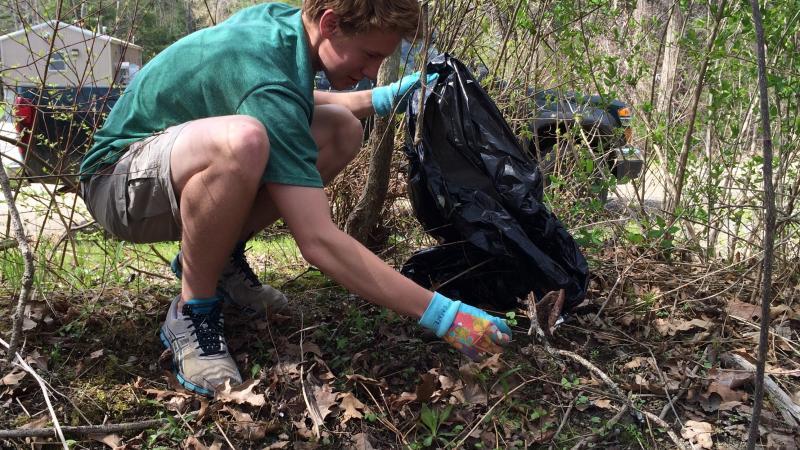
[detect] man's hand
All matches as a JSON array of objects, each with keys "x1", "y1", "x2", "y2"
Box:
[
  {"x1": 372, "y1": 72, "x2": 439, "y2": 117},
  {"x1": 419, "y1": 293, "x2": 512, "y2": 361}
]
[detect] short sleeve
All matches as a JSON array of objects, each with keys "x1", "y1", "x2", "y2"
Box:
[{"x1": 238, "y1": 85, "x2": 322, "y2": 187}]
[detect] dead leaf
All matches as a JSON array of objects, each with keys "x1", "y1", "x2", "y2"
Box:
[
  {"x1": 338, "y1": 392, "x2": 365, "y2": 425},
  {"x1": 221, "y1": 406, "x2": 272, "y2": 441},
  {"x1": 681, "y1": 420, "x2": 714, "y2": 449},
  {"x1": 90, "y1": 349, "x2": 104, "y2": 359},
  {"x1": 20, "y1": 415, "x2": 49, "y2": 429},
  {"x1": 25, "y1": 350, "x2": 48, "y2": 371},
  {"x1": 416, "y1": 373, "x2": 437, "y2": 403},
  {"x1": 215, "y1": 379, "x2": 266, "y2": 407},
  {"x1": 593, "y1": 398, "x2": 613, "y2": 409},
  {"x1": 22, "y1": 317, "x2": 37, "y2": 331},
  {"x1": 623, "y1": 356, "x2": 653, "y2": 371},
  {"x1": 452, "y1": 380, "x2": 487, "y2": 405},
  {"x1": 1, "y1": 368, "x2": 26, "y2": 385},
  {"x1": 727, "y1": 300, "x2": 760, "y2": 320},
  {"x1": 265, "y1": 441, "x2": 290, "y2": 449},
  {"x1": 766, "y1": 433, "x2": 798, "y2": 450},
  {"x1": 478, "y1": 353, "x2": 503, "y2": 374},
  {"x1": 182, "y1": 436, "x2": 207, "y2": 450},
  {"x1": 304, "y1": 377, "x2": 338, "y2": 432},
  {"x1": 166, "y1": 395, "x2": 191, "y2": 413},
  {"x1": 91, "y1": 433, "x2": 122, "y2": 449},
  {"x1": 654, "y1": 318, "x2": 711, "y2": 336},
  {"x1": 349, "y1": 432, "x2": 376, "y2": 450}
]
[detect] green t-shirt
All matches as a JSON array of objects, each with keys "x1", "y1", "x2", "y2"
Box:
[{"x1": 81, "y1": 2, "x2": 321, "y2": 187}]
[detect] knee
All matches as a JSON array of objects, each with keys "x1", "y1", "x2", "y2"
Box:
[
  {"x1": 324, "y1": 105, "x2": 362, "y2": 161},
  {"x1": 225, "y1": 116, "x2": 270, "y2": 177},
  {"x1": 339, "y1": 109, "x2": 363, "y2": 161}
]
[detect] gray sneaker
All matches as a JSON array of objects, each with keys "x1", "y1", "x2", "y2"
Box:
[
  {"x1": 159, "y1": 295, "x2": 242, "y2": 396},
  {"x1": 171, "y1": 243, "x2": 289, "y2": 318}
]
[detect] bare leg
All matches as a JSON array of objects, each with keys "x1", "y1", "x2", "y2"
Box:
[
  {"x1": 238, "y1": 104, "x2": 362, "y2": 239},
  {"x1": 168, "y1": 115, "x2": 270, "y2": 305}
]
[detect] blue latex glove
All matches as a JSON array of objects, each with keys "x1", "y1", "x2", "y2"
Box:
[
  {"x1": 372, "y1": 72, "x2": 439, "y2": 117},
  {"x1": 419, "y1": 293, "x2": 512, "y2": 361}
]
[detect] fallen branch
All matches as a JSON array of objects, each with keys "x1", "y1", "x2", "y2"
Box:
[
  {"x1": 526, "y1": 293, "x2": 690, "y2": 450},
  {"x1": 0, "y1": 142, "x2": 35, "y2": 360},
  {"x1": 0, "y1": 419, "x2": 166, "y2": 438},
  {"x1": 721, "y1": 353, "x2": 800, "y2": 428}
]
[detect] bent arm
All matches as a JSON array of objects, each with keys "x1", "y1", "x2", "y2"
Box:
[
  {"x1": 314, "y1": 90, "x2": 375, "y2": 120},
  {"x1": 266, "y1": 183, "x2": 432, "y2": 317}
]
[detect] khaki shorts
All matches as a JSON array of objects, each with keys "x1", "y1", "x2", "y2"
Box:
[{"x1": 81, "y1": 123, "x2": 189, "y2": 243}]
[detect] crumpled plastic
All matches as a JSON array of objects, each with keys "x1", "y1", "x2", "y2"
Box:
[{"x1": 400, "y1": 54, "x2": 589, "y2": 312}]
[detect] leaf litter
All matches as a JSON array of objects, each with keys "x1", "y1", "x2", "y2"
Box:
[{"x1": 0, "y1": 249, "x2": 799, "y2": 448}]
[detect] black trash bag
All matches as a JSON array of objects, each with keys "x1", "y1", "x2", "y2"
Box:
[{"x1": 400, "y1": 54, "x2": 589, "y2": 312}]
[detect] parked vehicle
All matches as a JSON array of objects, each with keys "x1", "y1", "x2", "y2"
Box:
[
  {"x1": 522, "y1": 89, "x2": 643, "y2": 201},
  {"x1": 11, "y1": 85, "x2": 121, "y2": 186},
  {"x1": 13, "y1": 51, "x2": 642, "y2": 196}
]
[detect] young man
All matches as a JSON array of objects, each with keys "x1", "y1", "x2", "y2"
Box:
[{"x1": 80, "y1": 0, "x2": 511, "y2": 396}]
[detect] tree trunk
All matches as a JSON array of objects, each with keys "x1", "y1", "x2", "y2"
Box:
[
  {"x1": 344, "y1": 48, "x2": 401, "y2": 245},
  {"x1": 655, "y1": 3, "x2": 683, "y2": 117}
]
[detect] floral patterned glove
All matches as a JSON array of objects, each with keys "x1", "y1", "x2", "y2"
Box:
[{"x1": 419, "y1": 293, "x2": 512, "y2": 361}]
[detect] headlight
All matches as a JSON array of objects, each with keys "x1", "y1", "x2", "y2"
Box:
[{"x1": 618, "y1": 106, "x2": 632, "y2": 126}]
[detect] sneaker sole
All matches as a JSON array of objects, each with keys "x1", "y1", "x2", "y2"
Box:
[{"x1": 159, "y1": 328, "x2": 214, "y2": 397}]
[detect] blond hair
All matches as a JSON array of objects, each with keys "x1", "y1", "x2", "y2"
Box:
[{"x1": 302, "y1": 0, "x2": 420, "y2": 39}]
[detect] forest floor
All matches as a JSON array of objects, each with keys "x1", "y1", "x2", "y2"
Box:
[{"x1": 1, "y1": 218, "x2": 799, "y2": 449}]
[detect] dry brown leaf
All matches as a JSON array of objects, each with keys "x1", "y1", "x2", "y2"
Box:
[
  {"x1": 25, "y1": 350, "x2": 48, "y2": 371},
  {"x1": 338, "y1": 392, "x2": 365, "y2": 425},
  {"x1": 654, "y1": 318, "x2": 711, "y2": 336},
  {"x1": 623, "y1": 356, "x2": 653, "y2": 371},
  {"x1": 349, "y1": 432, "x2": 376, "y2": 450},
  {"x1": 308, "y1": 379, "x2": 338, "y2": 429},
  {"x1": 22, "y1": 317, "x2": 37, "y2": 331},
  {"x1": 294, "y1": 419, "x2": 317, "y2": 440},
  {"x1": 273, "y1": 361, "x2": 301, "y2": 378},
  {"x1": 726, "y1": 300, "x2": 760, "y2": 320},
  {"x1": 415, "y1": 373, "x2": 437, "y2": 403},
  {"x1": 769, "y1": 304, "x2": 798, "y2": 320},
  {"x1": 681, "y1": 420, "x2": 714, "y2": 449},
  {"x1": 766, "y1": 433, "x2": 798, "y2": 450},
  {"x1": 215, "y1": 379, "x2": 266, "y2": 407},
  {"x1": 478, "y1": 353, "x2": 503, "y2": 374},
  {"x1": 265, "y1": 441, "x2": 290, "y2": 449},
  {"x1": 20, "y1": 415, "x2": 49, "y2": 429},
  {"x1": 222, "y1": 406, "x2": 270, "y2": 441},
  {"x1": 182, "y1": 436, "x2": 207, "y2": 450},
  {"x1": 593, "y1": 398, "x2": 613, "y2": 409},
  {"x1": 452, "y1": 380, "x2": 487, "y2": 405},
  {"x1": 91, "y1": 433, "x2": 122, "y2": 449},
  {"x1": 1, "y1": 368, "x2": 27, "y2": 385}
]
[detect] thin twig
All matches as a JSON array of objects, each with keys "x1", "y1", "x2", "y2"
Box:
[
  {"x1": 0, "y1": 419, "x2": 167, "y2": 439},
  {"x1": 0, "y1": 338, "x2": 67, "y2": 449},
  {"x1": 214, "y1": 420, "x2": 237, "y2": 450},
  {"x1": 549, "y1": 394, "x2": 578, "y2": 448}
]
